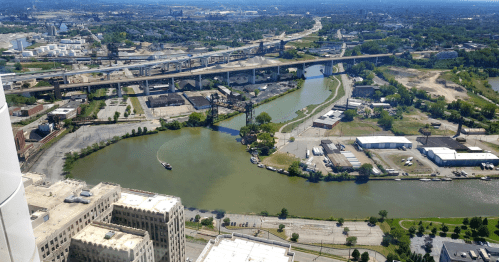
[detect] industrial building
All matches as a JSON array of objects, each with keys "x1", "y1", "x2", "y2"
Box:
[
  {"x1": 184, "y1": 94, "x2": 211, "y2": 110},
  {"x1": 440, "y1": 241, "x2": 499, "y2": 262},
  {"x1": 148, "y1": 94, "x2": 185, "y2": 107},
  {"x1": 356, "y1": 136, "x2": 413, "y2": 149},
  {"x1": 352, "y1": 85, "x2": 380, "y2": 97},
  {"x1": 48, "y1": 107, "x2": 77, "y2": 120},
  {"x1": 20, "y1": 104, "x2": 44, "y2": 117},
  {"x1": 196, "y1": 233, "x2": 295, "y2": 262},
  {"x1": 416, "y1": 137, "x2": 469, "y2": 151},
  {"x1": 422, "y1": 147, "x2": 499, "y2": 167},
  {"x1": 69, "y1": 222, "x2": 154, "y2": 262},
  {"x1": 313, "y1": 110, "x2": 343, "y2": 129},
  {"x1": 321, "y1": 140, "x2": 361, "y2": 169}
]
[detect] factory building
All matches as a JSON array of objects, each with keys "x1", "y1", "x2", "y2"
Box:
[
  {"x1": 352, "y1": 85, "x2": 379, "y2": 97},
  {"x1": 313, "y1": 110, "x2": 343, "y2": 129},
  {"x1": 423, "y1": 147, "x2": 499, "y2": 167},
  {"x1": 196, "y1": 233, "x2": 294, "y2": 262},
  {"x1": 148, "y1": 94, "x2": 185, "y2": 107},
  {"x1": 20, "y1": 104, "x2": 44, "y2": 117},
  {"x1": 356, "y1": 136, "x2": 413, "y2": 149},
  {"x1": 184, "y1": 94, "x2": 211, "y2": 110}
]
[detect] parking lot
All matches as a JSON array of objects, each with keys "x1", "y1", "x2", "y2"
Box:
[{"x1": 411, "y1": 235, "x2": 464, "y2": 260}]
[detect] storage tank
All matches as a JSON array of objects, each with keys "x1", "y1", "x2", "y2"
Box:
[{"x1": 0, "y1": 74, "x2": 40, "y2": 261}]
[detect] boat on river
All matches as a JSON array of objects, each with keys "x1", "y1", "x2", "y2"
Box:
[
  {"x1": 481, "y1": 176, "x2": 492, "y2": 181},
  {"x1": 432, "y1": 178, "x2": 441, "y2": 181},
  {"x1": 394, "y1": 179, "x2": 401, "y2": 181},
  {"x1": 420, "y1": 178, "x2": 431, "y2": 181},
  {"x1": 442, "y1": 178, "x2": 452, "y2": 181},
  {"x1": 257, "y1": 164, "x2": 264, "y2": 168},
  {"x1": 161, "y1": 162, "x2": 172, "y2": 170},
  {"x1": 251, "y1": 157, "x2": 258, "y2": 164},
  {"x1": 266, "y1": 166, "x2": 277, "y2": 171}
]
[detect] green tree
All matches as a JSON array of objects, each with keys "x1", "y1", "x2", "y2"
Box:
[
  {"x1": 478, "y1": 225, "x2": 490, "y2": 237},
  {"x1": 137, "y1": 127, "x2": 142, "y2": 135},
  {"x1": 195, "y1": 214, "x2": 201, "y2": 222},
  {"x1": 463, "y1": 218, "x2": 469, "y2": 226},
  {"x1": 483, "y1": 218, "x2": 488, "y2": 225},
  {"x1": 288, "y1": 161, "x2": 302, "y2": 177},
  {"x1": 359, "y1": 163, "x2": 373, "y2": 177},
  {"x1": 470, "y1": 217, "x2": 483, "y2": 230},
  {"x1": 278, "y1": 224, "x2": 285, "y2": 232},
  {"x1": 369, "y1": 216, "x2": 377, "y2": 225},
  {"x1": 260, "y1": 210, "x2": 269, "y2": 216},
  {"x1": 131, "y1": 129, "x2": 136, "y2": 136},
  {"x1": 409, "y1": 226, "x2": 417, "y2": 235},
  {"x1": 352, "y1": 249, "x2": 361, "y2": 260},
  {"x1": 378, "y1": 210, "x2": 388, "y2": 220},
  {"x1": 364, "y1": 108, "x2": 371, "y2": 118},
  {"x1": 338, "y1": 218, "x2": 345, "y2": 225},
  {"x1": 343, "y1": 109, "x2": 357, "y2": 121},
  {"x1": 143, "y1": 127, "x2": 147, "y2": 133},
  {"x1": 255, "y1": 112, "x2": 272, "y2": 125},
  {"x1": 346, "y1": 236, "x2": 357, "y2": 246},
  {"x1": 201, "y1": 217, "x2": 214, "y2": 226},
  {"x1": 223, "y1": 218, "x2": 231, "y2": 226},
  {"x1": 239, "y1": 126, "x2": 250, "y2": 137},
  {"x1": 431, "y1": 227, "x2": 438, "y2": 235},
  {"x1": 279, "y1": 208, "x2": 288, "y2": 219},
  {"x1": 291, "y1": 233, "x2": 299, "y2": 242},
  {"x1": 188, "y1": 112, "x2": 205, "y2": 126},
  {"x1": 113, "y1": 111, "x2": 120, "y2": 122},
  {"x1": 14, "y1": 62, "x2": 22, "y2": 71},
  {"x1": 254, "y1": 89, "x2": 260, "y2": 96},
  {"x1": 361, "y1": 252, "x2": 370, "y2": 262},
  {"x1": 454, "y1": 226, "x2": 461, "y2": 235},
  {"x1": 344, "y1": 227, "x2": 350, "y2": 235},
  {"x1": 418, "y1": 225, "x2": 425, "y2": 235},
  {"x1": 441, "y1": 224, "x2": 449, "y2": 234}
]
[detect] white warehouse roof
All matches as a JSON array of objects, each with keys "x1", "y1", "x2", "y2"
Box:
[
  {"x1": 356, "y1": 136, "x2": 412, "y2": 144},
  {"x1": 437, "y1": 153, "x2": 499, "y2": 161}
]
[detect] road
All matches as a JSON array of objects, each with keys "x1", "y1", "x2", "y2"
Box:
[
  {"x1": 29, "y1": 121, "x2": 160, "y2": 183},
  {"x1": 6, "y1": 19, "x2": 323, "y2": 83}
]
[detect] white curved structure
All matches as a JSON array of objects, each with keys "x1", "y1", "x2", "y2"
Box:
[{"x1": 0, "y1": 74, "x2": 40, "y2": 262}]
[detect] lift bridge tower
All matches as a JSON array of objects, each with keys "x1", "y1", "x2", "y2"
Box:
[{"x1": 209, "y1": 93, "x2": 254, "y2": 126}]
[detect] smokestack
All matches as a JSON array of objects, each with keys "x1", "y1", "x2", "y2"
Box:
[
  {"x1": 346, "y1": 98, "x2": 349, "y2": 110},
  {"x1": 456, "y1": 116, "x2": 463, "y2": 136},
  {"x1": 0, "y1": 74, "x2": 40, "y2": 262}
]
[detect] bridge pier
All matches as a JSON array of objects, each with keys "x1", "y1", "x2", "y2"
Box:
[
  {"x1": 223, "y1": 53, "x2": 230, "y2": 64},
  {"x1": 117, "y1": 83, "x2": 122, "y2": 98},
  {"x1": 175, "y1": 63, "x2": 181, "y2": 72},
  {"x1": 144, "y1": 80, "x2": 150, "y2": 96},
  {"x1": 226, "y1": 72, "x2": 230, "y2": 87},
  {"x1": 106, "y1": 72, "x2": 111, "y2": 81},
  {"x1": 196, "y1": 75, "x2": 202, "y2": 90},
  {"x1": 87, "y1": 86, "x2": 91, "y2": 93},
  {"x1": 324, "y1": 61, "x2": 333, "y2": 76},
  {"x1": 170, "y1": 78, "x2": 175, "y2": 93},
  {"x1": 297, "y1": 63, "x2": 305, "y2": 78},
  {"x1": 201, "y1": 58, "x2": 209, "y2": 67},
  {"x1": 251, "y1": 69, "x2": 256, "y2": 84},
  {"x1": 63, "y1": 75, "x2": 68, "y2": 84},
  {"x1": 277, "y1": 66, "x2": 280, "y2": 75}
]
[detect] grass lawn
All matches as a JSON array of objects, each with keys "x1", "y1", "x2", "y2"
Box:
[
  {"x1": 26, "y1": 43, "x2": 45, "y2": 49},
  {"x1": 391, "y1": 119, "x2": 453, "y2": 136},
  {"x1": 292, "y1": 246, "x2": 348, "y2": 261},
  {"x1": 326, "y1": 118, "x2": 382, "y2": 136},
  {"x1": 81, "y1": 88, "x2": 106, "y2": 117},
  {"x1": 125, "y1": 88, "x2": 145, "y2": 115},
  {"x1": 390, "y1": 217, "x2": 499, "y2": 243},
  {"x1": 262, "y1": 152, "x2": 300, "y2": 169},
  {"x1": 278, "y1": 54, "x2": 318, "y2": 62},
  {"x1": 320, "y1": 243, "x2": 398, "y2": 258},
  {"x1": 265, "y1": 228, "x2": 288, "y2": 240},
  {"x1": 20, "y1": 62, "x2": 66, "y2": 70}
]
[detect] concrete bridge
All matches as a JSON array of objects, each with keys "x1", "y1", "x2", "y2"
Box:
[{"x1": 5, "y1": 51, "x2": 433, "y2": 96}]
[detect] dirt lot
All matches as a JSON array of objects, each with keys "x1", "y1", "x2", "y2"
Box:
[{"x1": 385, "y1": 67, "x2": 468, "y2": 102}]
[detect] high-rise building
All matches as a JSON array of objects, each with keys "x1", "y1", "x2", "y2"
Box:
[
  {"x1": 0, "y1": 74, "x2": 41, "y2": 262},
  {"x1": 112, "y1": 190, "x2": 186, "y2": 262}
]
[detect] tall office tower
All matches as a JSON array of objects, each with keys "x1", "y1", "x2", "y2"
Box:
[{"x1": 0, "y1": 74, "x2": 40, "y2": 262}]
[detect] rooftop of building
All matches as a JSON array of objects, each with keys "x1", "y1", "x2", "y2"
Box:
[
  {"x1": 22, "y1": 172, "x2": 45, "y2": 187},
  {"x1": 60, "y1": 100, "x2": 83, "y2": 109},
  {"x1": 115, "y1": 190, "x2": 179, "y2": 213},
  {"x1": 196, "y1": 233, "x2": 294, "y2": 262},
  {"x1": 442, "y1": 241, "x2": 499, "y2": 262},
  {"x1": 416, "y1": 136, "x2": 469, "y2": 151},
  {"x1": 72, "y1": 222, "x2": 147, "y2": 251},
  {"x1": 28, "y1": 182, "x2": 120, "y2": 245},
  {"x1": 49, "y1": 107, "x2": 76, "y2": 114},
  {"x1": 356, "y1": 136, "x2": 412, "y2": 144},
  {"x1": 186, "y1": 96, "x2": 210, "y2": 107}
]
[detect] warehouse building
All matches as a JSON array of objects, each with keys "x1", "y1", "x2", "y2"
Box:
[
  {"x1": 352, "y1": 85, "x2": 379, "y2": 97},
  {"x1": 356, "y1": 136, "x2": 413, "y2": 149},
  {"x1": 423, "y1": 147, "x2": 499, "y2": 166},
  {"x1": 184, "y1": 94, "x2": 211, "y2": 110},
  {"x1": 149, "y1": 94, "x2": 185, "y2": 107},
  {"x1": 313, "y1": 110, "x2": 343, "y2": 129},
  {"x1": 196, "y1": 233, "x2": 294, "y2": 262},
  {"x1": 440, "y1": 241, "x2": 499, "y2": 262},
  {"x1": 48, "y1": 107, "x2": 77, "y2": 120},
  {"x1": 21, "y1": 104, "x2": 44, "y2": 116},
  {"x1": 416, "y1": 137, "x2": 469, "y2": 151}
]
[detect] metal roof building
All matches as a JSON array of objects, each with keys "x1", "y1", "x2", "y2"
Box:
[{"x1": 356, "y1": 136, "x2": 412, "y2": 149}]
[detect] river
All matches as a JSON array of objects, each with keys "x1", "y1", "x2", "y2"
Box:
[{"x1": 71, "y1": 66, "x2": 499, "y2": 218}]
